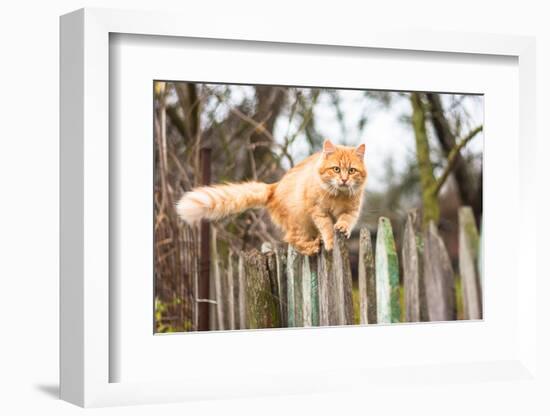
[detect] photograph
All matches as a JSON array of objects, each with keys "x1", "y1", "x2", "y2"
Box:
[{"x1": 153, "y1": 81, "x2": 484, "y2": 333}]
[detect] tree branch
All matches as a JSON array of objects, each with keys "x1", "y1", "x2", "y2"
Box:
[
  {"x1": 165, "y1": 106, "x2": 190, "y2": 142},
  {"x1": 434, "y1": 125, "x2": 483, "y2": 195}
]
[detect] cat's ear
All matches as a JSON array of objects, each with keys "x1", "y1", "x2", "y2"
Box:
[
  {"x1": 355, "y1": 143, "x2": 366, "y2": 158},
  {"x1": 323, "y1": 139, "x2": 336, "y2": 155}
]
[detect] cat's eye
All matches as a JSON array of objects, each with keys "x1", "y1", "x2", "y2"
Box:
[
  {"x1": 349, "y1": 168, "x2": 356, "y2": 174},
  {"x1": 333, "y1": 167, "x2": 340, "y2": 173}
]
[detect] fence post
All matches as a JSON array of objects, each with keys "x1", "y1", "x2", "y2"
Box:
[
  {"x1": 375, "y1": 217, "x2": 401, "y2": 324},
  {"x1": 198, "y1": 147, "x2": 211, "y2": 331},
  {"x1": 310, "y1": 256, "x2": 320, "y2": 326},
  {"x1": 227, "y1": 250, "x2": 236, "y2": 330},
  {"x1": 423, "y1": 221, "x2": 456, "y2": 321},
  {"x1": 333, "y1": 232, "x2": 354, "y2": 325},
  {"x1": 243, "y1": 250, "x2": 280, "y2": 329},
  {"x1": 358, "y1": 227, "x2": 376, "y2": 324},
  {"x1": 459, "y1": 207, "x2": 482, "y2": 319},
  {"x1": 237, "y1": 253, "x2": 246, "y2": 329},
  {"x1": 300, "y1": 255, "x2": 320, "y2": 326},
  {"x1": 210, "y1": 228, "x2": 224, "y2": 330},
  {"x1": 286, "y1": 246, "x2": 300, "y2": 327},
  {"x1": 263, "y1": 243, "x2": 283, "y2": 329},
  {"x1": 317, "y1": 246, "x2": 337, "y2": 325},
  {"x1": 402, "y1": 213, "x2": 427, "y2": 322},
  {"x1": 302, "y1": 256, "x2": 312, "y2": 326},
  {"x1": 276, "y1": 246, "x2": 288, "y2": 327}
]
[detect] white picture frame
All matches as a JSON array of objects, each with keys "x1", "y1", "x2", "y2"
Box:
[{"x1": 60, "y1": 8, "x2": 537, "y2": 408}]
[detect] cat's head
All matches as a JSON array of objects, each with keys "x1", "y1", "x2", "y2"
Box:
[{"x1": 318, "y1": 139, "x2": 367, "y2": 195}]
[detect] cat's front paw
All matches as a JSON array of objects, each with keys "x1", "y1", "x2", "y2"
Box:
[
  {"x1": 334, "y1": 221, "x2": 352, "y2": 238},
  {"x1": 322, "y1": 237, "x2": 334, "y2": 251}
]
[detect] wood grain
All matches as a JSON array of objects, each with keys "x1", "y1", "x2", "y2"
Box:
[
  {"x1": 286, "y1": 245, "x2": 300, "y2": 327},
  {"x1": 237, "y1": 253, "x2": 246, "y2": 329},
  {"x1": 423, "y1": 221, "x2": 456, "y2": 321},
  {"x1": 358, "y1": 227, "x2": 376, "y2": 324},
  {"x1": 227, "y1": 250, "x2": 236, "y2": 330},
  {"x1": 318, "y1": 246, "x2": 338, "y2": 325},
  {"x1": 333, "y1": 232, "x2": 354, "y2": 325},
  {"x1": 375, "y1": 217, "x2": 401, "y2": 324},
  {"x1": 275, "y1": 246, "x2": 288, "y2": 327},
  {"x1": 459, "y1": 207, "x2": 483, "y2": 319},
  {"x1": 211, "y1": 228, "x2": 224, "y2": 330},
  {"x1": 402, "y1": 213, "x2": 427, "y2": 322},
  {"x1": 243, "y1": 250, "x2": 280, "y2": 329}
]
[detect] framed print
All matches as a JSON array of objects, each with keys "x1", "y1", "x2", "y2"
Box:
[{"x1": 60, "y1": 8, "x2": 538, "y2": 408}]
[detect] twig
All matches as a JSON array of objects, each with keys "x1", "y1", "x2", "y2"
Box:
[{"x1": 434, "y1": 125, "x2": 483, "y2": 195}]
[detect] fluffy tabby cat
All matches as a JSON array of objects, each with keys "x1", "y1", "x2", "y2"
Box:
[{"x1": 176, "y1": 139, "x2": 367, "y2": 255}]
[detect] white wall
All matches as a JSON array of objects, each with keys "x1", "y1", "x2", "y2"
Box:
[{"x1": 0, "y1": 1, "x2": 548, "y2": 414}]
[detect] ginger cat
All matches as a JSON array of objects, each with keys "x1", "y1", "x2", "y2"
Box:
[{"x1": 177, "y1": 139, "x2": 367, "y2": 255}]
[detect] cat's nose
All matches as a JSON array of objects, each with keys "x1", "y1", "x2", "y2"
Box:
[{"x1": 341, "y1": 178, "x2": 348, "y2": 184}]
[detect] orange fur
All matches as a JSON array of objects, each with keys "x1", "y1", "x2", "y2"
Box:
[{"x1": 176, "y1": 140, "x2": 367, "y2": 255}]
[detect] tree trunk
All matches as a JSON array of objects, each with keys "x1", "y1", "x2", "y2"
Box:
[
  {"x1": 410, "y1": 92, "x2": 439, "y2": 227},
  {"x1": 425, "y1": 93, "x2": 481, "y2": 224}
]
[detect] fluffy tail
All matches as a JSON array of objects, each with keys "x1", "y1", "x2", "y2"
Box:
[{"x1": 176, "y1": 181, "x2": 275, "y2": 225}]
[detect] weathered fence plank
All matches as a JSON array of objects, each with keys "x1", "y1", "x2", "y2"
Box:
[
  {"x1": 317, "y1": 246, "x2": 337, "y2": 325},
  {"x1": 375, "y1": 217, "x2": 401, "y2": 324},
  {"x1": 358, "y1": 227, "x2": 376, "y2": 324},
  {"x1": 459, "y1": 207, "x2": 483, "y2": 320},
  {"x1": 402, "y1": 213, "x2": 427, "y2": 322},
  {"x1": 243, "y1": 250, "x2": 280, "y2": 329},
  {"x1": 333, "y1": 232, "x2": 354, "y2": 325},
  {"x1": 275, "y1": 246, "x2": 288, "y2": 327},
  {"x1": 263, "y1": 243, "x2": 283, "y2": 329},
  {"x1": 211, "y1": 228, "x2": 224, "y2": 330},
  {"x1": 286, "y1": 246, "x2": 301, "y2": 327},
  {"x1": 423, "y1": 221, "x2": 456, "y2": 321},
  {"x1": 227, "y1": 250, "x2": 236, "y2": 330},
  {"x1": 237, "y1": 253, "x2": 246, "y2": 329},
  {"x1": 300, "y1": 255, "x2": 320, "y2": 326},
  {"x1": 302, "y1": 256, "x2": 313, "y2": 326},
  {"x1": 310, "y1": 256, "x2": 320, "y2": 326},
  {"x1": 198, "y1": 148, "x2": 211, "y2": 331},
  {"x1": 221, "y1": 258, "x2": 231, "y2": 330}
]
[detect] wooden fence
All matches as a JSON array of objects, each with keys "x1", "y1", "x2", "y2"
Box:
[{"x1": 207, "y1": 206, "x2": 483, "y2": 330}]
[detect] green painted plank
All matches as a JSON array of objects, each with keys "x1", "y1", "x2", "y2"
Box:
[{"x1": 375, "y1": 217, "x2": 401, "y2": 324}]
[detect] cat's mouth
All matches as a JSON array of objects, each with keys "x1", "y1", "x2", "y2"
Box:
[{"x1": 337, "y1": 184, "x2": 356, "y2": 195}]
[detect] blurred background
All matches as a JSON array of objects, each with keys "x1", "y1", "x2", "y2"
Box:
[{"x1": 153, "y1": 81, "x2": 483, "y2": 332}]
